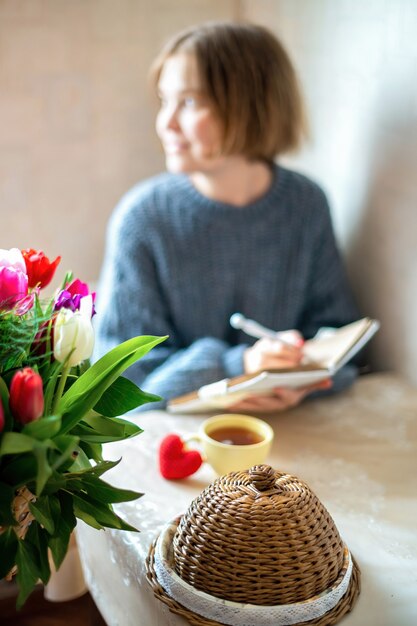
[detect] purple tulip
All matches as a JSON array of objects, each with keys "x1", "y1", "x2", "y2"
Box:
[
  {"x1": 54, "y1": 278, "x2": 96, "y2": 316},
  {"x1": 54, "y1": 289, "x2": 79, "y2": 312}
]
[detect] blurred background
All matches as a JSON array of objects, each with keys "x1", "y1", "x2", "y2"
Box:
[{"x1": 1, "y1": 0, "x2": 416, "y2": 385}]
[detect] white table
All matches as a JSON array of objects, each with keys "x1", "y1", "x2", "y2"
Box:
[{"x1": 77, "y1": 373, "x2": 417, "y2": 626}]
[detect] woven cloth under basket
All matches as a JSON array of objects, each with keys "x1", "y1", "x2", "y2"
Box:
[{"x1": 146, "y1": 464, "x2": 361, "y2": 626}]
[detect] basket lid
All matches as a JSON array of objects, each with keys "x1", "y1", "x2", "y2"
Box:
[
  {"x1": 173, "y1": 464, "x2": 346, "y2": 605},
  {"x1": 146, "y1": 465, "x2": 360, "y2": 626}
]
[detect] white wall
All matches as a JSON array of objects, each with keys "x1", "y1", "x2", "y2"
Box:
[
  {"x1": 242, "y1": 0, "x2": 417, "y2": 385},
  {"x1": 0, "y1": 0, "x2": 238, "y2": 283}
]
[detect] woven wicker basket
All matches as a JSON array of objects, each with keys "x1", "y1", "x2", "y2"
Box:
[{"x1": 146, "y1": 464, "x2": 360, "y2": 626}]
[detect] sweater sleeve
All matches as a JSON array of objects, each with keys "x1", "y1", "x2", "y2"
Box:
[
  {"x1": 298, "y1": 188, "x2": 360, "y2": 338},
  {"x1": 93, "y1": 193, "x2": 247, "y2": 410},
  {"x1": 297, "y1": 188, "x2": 361, "y2": 393}
]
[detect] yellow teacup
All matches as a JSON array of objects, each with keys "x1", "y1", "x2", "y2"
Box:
[{"x1": 192, "y1": 414, "x2": 274, "y2": 475}]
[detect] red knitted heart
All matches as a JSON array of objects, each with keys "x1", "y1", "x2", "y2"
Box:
[{"x1": 159, "y1": 434, "x2": 203, "y2": 480}]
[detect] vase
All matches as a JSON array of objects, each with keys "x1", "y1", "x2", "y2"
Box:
[{"x1": 44, "y1": 532, "x2": 87, "y2": 602}]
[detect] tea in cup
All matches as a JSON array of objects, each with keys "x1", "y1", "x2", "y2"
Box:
[{"x1": 191, "y1": 414, "x2": 274, "y2": 475}]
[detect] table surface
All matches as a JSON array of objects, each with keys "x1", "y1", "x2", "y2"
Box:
[{"x1": 77, "y1": 373, "x2": 417, "y2": 626}]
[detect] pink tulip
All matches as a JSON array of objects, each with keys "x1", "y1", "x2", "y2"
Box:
[
  {"x1": 0, "y1": 248, "x2": 28, "y2": 310},
  {"x1": 9, "y1": 368, "x2": 44, "y2": 424}
]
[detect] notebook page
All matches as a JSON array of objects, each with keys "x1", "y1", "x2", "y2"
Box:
[{"x1": 303, "y1": 318, "x2": 372, "y2": 369}]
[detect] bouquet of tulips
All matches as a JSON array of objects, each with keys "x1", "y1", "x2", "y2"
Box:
[{"x1": 0, "y1": 247, "x2": 165, "y2": 607}]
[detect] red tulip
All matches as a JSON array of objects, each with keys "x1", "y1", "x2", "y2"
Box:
[
  {"x1": 9, "y1": 368, "x2": 44, "y2": 424},
  {"x1": 21, "y1": 249, "x2": 61, "y2": 289},
  {"x1": 32, "y1": 316, "x2": 55, "y2": 357},
  {"x1": 0, "y1": 397, "x2": 4, "y2": 433}
]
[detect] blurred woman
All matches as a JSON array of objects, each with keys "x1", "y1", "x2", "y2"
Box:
[{"x1": 94, "y1": 22, "x2": 360, "y2": 411}]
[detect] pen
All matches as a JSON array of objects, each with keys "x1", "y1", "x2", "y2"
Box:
[{"x1": 229, "y1": 313, "x2": 301, "y2": 348}]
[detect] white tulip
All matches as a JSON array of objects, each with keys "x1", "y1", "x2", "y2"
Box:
[
  {"x1": 53, "y1": 295, "x2": 94, "y2": 366},
  {"x1": 0, "y1": 247, "x2": 26, "y2": 273}
]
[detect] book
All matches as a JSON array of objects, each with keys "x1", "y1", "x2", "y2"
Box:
[{"x1": 167, "y1": 317, "x2": 380, "y2": 413}]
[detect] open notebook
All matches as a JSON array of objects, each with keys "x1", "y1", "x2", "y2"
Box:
[{"x1": 167, "y1": 317, "x2": 380, "y2": 414}]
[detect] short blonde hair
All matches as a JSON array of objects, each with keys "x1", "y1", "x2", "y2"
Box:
[{"x1": 151, "y1": 22, "x2": 307, "y2": 161}]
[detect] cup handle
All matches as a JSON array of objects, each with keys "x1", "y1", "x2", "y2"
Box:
[
  {"x1": 184, "y1": 433, "x2": 201, "y2": 444},
  {"x1": 183, "y1": 433, "x2": 207, "y2": 462}
]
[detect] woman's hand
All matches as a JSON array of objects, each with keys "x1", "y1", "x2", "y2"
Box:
[
  {"x1": 234, "y1": 330, "x2": 332, "y2": 413},
  {"x1": 243, "y1": 331, "x2": 304, "y2": 374},
  {"x1": 229, "y1": 379, "x2": 333, "y2": 414}
]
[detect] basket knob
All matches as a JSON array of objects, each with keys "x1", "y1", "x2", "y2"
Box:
[{"x1": 249, "y1": 464, "x2": 277, "y2": 491}]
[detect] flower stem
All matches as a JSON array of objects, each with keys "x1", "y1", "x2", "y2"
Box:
[{"x1": 52, "y1": 364, "x2": 70, "y2": 414}]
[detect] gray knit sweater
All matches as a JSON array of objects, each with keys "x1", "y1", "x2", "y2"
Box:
[{"x1": 94, "y1": 164, "x2": 360, "y2": 409}]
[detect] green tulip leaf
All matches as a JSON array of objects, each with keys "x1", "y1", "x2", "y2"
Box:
[
  {"x1": 0, "y1": 527, "x2": 18, "y2": 579},
  {"x1": 87, "y1": 413, "x2": 143, "y2": 436},
  {"x1": 33, "y1": 445, "x2": 53, "y2": 496},
  {"x1": 48, "y1": 491, "x2": 76, "y2": 570},
  {"x1": 48, "y1": 532, "x2": 71, "y2": 569},
  {"x1": 67, "y1": 458, "x2": 122, "y2": 478},
  {"x1": 25, "y1": 523, "x2": 51, "y2": 585},
  {"x1": 22, "y1": 414, "x2": 62, "y2": 440},
  {"x1": 77, "y1": 475, "x2": 142, "y2": 504},
  {"x1": 72, "y1": 414, "x2": 142, "y2": 443},
  {"x1": 29, "y1": 496, "x2": 55, "y2": 534},
  {"x1": 72, "y1": 505, "x2": 104, "y2": 530},
  {"x1": 47, "y1": 493, "x2": 62, "y2": 527},
  {"x1": 93, "y1": 375, "x2": 161, "y2": 416},
  {"x1": 0, "y1": 432, "x2": 38, "y2": 456},
  {"x1": 43, "y1": 360, "x2": 65, "y2": 416},
  {"x1": 58, "y1": 335, "x2": 167, "y2": 434},
  {"x1": 0, "y1": 382, "x2": 14, "y2": 429},
  {"x1": 16, "y1": 538, "x2": 42, "y2": 609},
  {"x1": 39, "y1": 470, "x2": 66, "y2": 496},
  {"x1": 78, "y1": 441, "x2": 103, "y2": 462},
  {"x1": 72, "y1": 492, "x2": 138, "y2": 531},
  {"x1": 67, "y1": 446, "x2": 92, "y2": 472},
  {"x1": 0, "y1": 375, "x2": 9, "y2": 401},
  {"x1": 50, "y1": 434, "x2": 80, "y2": 471}
]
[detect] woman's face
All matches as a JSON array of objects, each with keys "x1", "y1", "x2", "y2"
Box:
[{"x1": 156, "y1": 53, "x2": 224, "y2": 174}]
